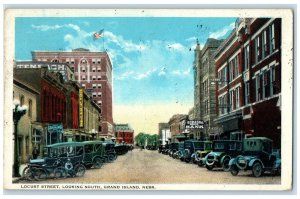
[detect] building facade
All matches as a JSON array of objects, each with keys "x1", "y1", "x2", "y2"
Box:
[
  {"x1": 114, "y1": 124, "x2": 134, "y2": 144},
  {"x1": 31, "y1": 48, "x2": 113, "y2": 138},
  {"x1": 13, "y1": 77, "x2": 39, "y2": 163},
  {"x1": 168, "y1": 114, "x2": 188, "y2": 142},
  {"x1": 193, "y1": 38, "x2": 224, "y2": 140},
  {"x1": 214, "y1": 18, "x2": 281, "y2": 148}
]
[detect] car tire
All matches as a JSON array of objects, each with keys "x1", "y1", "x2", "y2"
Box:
[
  {"x1": 198, "y1": 160, "x2": 203, "y2": 167},
  {"x1": 206, "y1": 164, "x2": 214, "y2": 171},
  {"x1": 222, "y1": 157, "x2": 231, "y2": 172},
  {"x1": 252, "y1": 162, "x2": 263, "y2": 177},
  {"x1": 185, "y1": 157, "x2": 191, "y2": 163},
  {"x1": 93, "y1": 158, "x2": 103, "y2": 169},
  {"x1": 53, "y1": 167, "x2": 67, "y2": 179},
  {"x1": 230, "y1": 165, "x2": 239, "y2": 176},
  {"x1": 74, "y1": 164, "x2": 86, "y2": 177}
]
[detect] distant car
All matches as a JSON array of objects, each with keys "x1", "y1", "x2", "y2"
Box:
[
  {"x1": 202, "y1": 140, "x2": 243, "y2": 171},
  {"x1": 114, "y1": 143, "x2": 129, "y2": 155},
  {"x1": 229, "y1": 137, "x2": 281, "y2": 177},
  {"x1": 183, "y1": 140, "x2": 209, "y2": 163},
  {"x1": 168, "y1": 142, "x2": 179, "y2": 158},
  {"x1": 82, "y1": 141, "x2": 105, "y2": 169}
]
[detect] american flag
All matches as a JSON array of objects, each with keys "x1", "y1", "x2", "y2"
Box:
[{"x1": 93, "y1": 29, "x2": 104, "y2": 40}]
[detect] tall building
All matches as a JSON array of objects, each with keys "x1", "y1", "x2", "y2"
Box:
[
  {"x1": 193, "y1": 38, "x2": 224, "y2": 140},
  {"x1": 31, "y1": 48, "x2": 113, "y2": 138},
  {"x1": 214, "y1": 18, "x2": 281, "y2": 148}
]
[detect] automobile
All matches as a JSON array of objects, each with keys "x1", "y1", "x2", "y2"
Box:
[
  {"x1": 183, "y1": 140, "x2": 210, "y2": 163},
  {"x1": 176, "y1": 142, "x2": 186, "y2": 161},
  {"x1": 192, "y1": 141, "x2": 213, "y2": 166},
  {"x1": 158, "y1": 144, "x2": 164, "y2": 153},
  {"x1": 103, "y1": 141, "x2": 117, "y2": 162},
  {"x1": 229, "y1": 137, "x2": 281, "y2": 177},
  {"x1": 82, "y1": 141, "x2": 105, "y2": 169},
  {"x1": 114, "y1": 143, "x2": 129, "y2": 155},
  {"x1": 22, "y1": 142, "x2": 86, "y2": 180},
  {"x1": 202, "y1": 140, "x2": 243, "y2": 171},
  {"x1": 162, "y1": 144, "x2": 170, "y2": 155},
  {"x1": 168, "y1": 142, "x2": 179, "y2": 158}
]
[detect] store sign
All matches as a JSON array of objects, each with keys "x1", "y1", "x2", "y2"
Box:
[
  {"x1": 79, "y1": 88, "x2": 84, "y2": 128},
  {"x1": 48, "y1": 123, "x2": 63, "y2": 133},
  {"x1": 185, "y1": 120, "x2": 205, "y2": 129}
]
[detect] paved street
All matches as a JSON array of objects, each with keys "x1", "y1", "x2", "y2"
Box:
[{"x1": 20, "y1": 149, "x2": 280, "y2": 184}]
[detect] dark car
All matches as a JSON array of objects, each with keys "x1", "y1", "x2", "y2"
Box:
[
  {"x1": 103, "y1": 142, "x2": 117, "y2": 162},
  {"x1": 168, "y1": 142, "x2": 179, "y2": 158},
  {"x1": 23, "y1": 142, "x2": 86, "y2": 180},
  {"x1": 82, "y1": 141, "x2": 105, "y2": 169},
  {"x1": 114, "y1": 143, "x2": 129, "y2": 155},
  {"x1": 202, "y1": 140, "x2": 243, "y2": 171},
  {"x1": 229, "y1": 137, "x2": 281, "y2": 177},
  {"x1": 183, "y1": 140, "x2": 211, "y2": 163}
]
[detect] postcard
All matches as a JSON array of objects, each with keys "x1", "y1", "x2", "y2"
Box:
[{"x1": 3, "y1": 8, "x2": 293, "y2": 191}]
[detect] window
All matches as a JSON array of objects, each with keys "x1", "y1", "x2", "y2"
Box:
[
  {"x1": 229, "y1": 91, "x2": 234, "y2": 111},
  {"x1": 235, "y1": 87, "x2": 240, "y2": 108},
  {"x1": 262, "y1": 30, "x2": 267, "y2": 58},
  {"x1": 82, "y1": 67, "x2": 86, "y2": 72},
  {"x1": 262, "y1": 71, "x2": 268, "y2": 99},
  {"x1": 71, "y1": 58, "x2": 75, "y2": 64},
  {"x1": 92, "y1": 59, "x2": 96, "y2": 64},
  {"x1": 92, "y1": 68, "x2": 96, "y2": 72},
  {"x1": 270, "y1": 67, "x2": 276, "y2": 96},
  {"x1": 97, "y1": 76, "x2": 101, "y2": 80},
  {"x1": 92, "y1": 92, "x2": 97, "y2": 97},
  {"x1": 92, "y1": 76, "x2": 96, "y2": 80},
  {"x1": 28, "y1": 99, "x2": 32, "y2": 117},
  {"x1": 98, "y1": 101, "x2": 102, "y2": 106},
  {"x1": 97, "y1": 84, "x2": 102, "y2": 88},
  {"x1": 234, "y1": 56, "x2": 239, "y2": 78},
  {"x1": 270, "y1": 23, "x2": 275, "y2": 53},
  {"x1": 229, "y1": 61, "x2": 233, "y2": 81},
  {"x1": 92, "y1": 84, "x2": 96, "y2": 88},
  {"x1": 84, "y1": 145, "x2": 94, "y2": 153},
  {"x1": 245, "y1": 82, "x2": 250, "y2": 105},
  {"x1": 244, "y1": 45, "x2": 249, "y2": 71},
  {"x1": 20, "y1": 95, "x2": 25, "y2": 106},
  {"x1": 82, "y1": 84, "x2": 86, "y2": 88},
  {"x1": 255, "y1": 36, "x2": 260, "y2": 63},
  {"x1": 97, "y1": 59, "x2": 101, "y2": 64},
  {"x1": 256, "y1": 75, "x2": 261, "y2": 101},
  {"x1": 66, "y1": 58, "x2": 70, "y2": 63},
  {"x1": 97, "y1": 68, "x2": 101, "y2": 72},
  {"x1": 98, "y1": 92, "x2": 102, "y2": 97},
  {"x1": 82, "y1": 76, "x2": 86, "y2": 80}
]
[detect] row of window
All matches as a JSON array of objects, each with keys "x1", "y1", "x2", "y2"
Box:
[
  {"x1": 80, "y1": 75, "x2": 102, "y2": 81},
  {"x1": 36, "y1": 58, "x2": 102, "y2": 65},
  {"x1": 218, "y1": 66, "x2": 277, "y2": 115},
  {"x1": 92, "y1": 92, "x2": 102, "y2": 97},
  {"x1": 80, "y1": 67, "x2": 101, "y2": 72}
]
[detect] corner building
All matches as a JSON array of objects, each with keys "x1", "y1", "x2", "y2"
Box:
[
  {"x1": 32, "y1": 48, "x2": 113, "y2": 138},
  {"x1": 214, "y1": 18, "x2": 281, "y2": 148}
]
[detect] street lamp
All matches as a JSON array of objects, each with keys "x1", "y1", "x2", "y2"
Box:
[{"x1": 13, "y1": 99, "x2": 27, "y2": 177}]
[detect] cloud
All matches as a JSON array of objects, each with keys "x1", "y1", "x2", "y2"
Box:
[
  {"x1": 134, "y1": 68, "x2": 157, "y2": 80},
  {"x1": 185, "y1": 36, "x2": 197, "y2": 42},
  {"x1": 166, "y1": 43, "x2": 185, "y2": 51},
  {"x1": 171, "y1": 68, "x2": 191, "y2": 76},
  {"x1": 115, "y1": 71, "x2": 135, "y2": 80},
  {"x1": 105, "y1": 31, "x2": 146, "y2": 52},
  {"x1": 209, "y1": 22, "x2": 235, "y2": 39},
  {"x1": 32, "y1": 24, "x2": 81, "y2": 32}
]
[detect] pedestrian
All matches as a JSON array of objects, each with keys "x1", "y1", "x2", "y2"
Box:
[{"x1": 32, "y1": 147, "x2": 39, "y2": 159}]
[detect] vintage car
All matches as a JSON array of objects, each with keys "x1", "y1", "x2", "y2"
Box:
[
  {"x1": 23, "y1": 142, "x2": 86, "y2": 180},
  {"x1": 114, "y1": 143, "x2": 129, "y2": 155},
  {"x1": 161, "y1": 144, "x2": 170, "y2": 155},
  {"x1": 168, "y1": 142, "x2": 179, "y2": 157},
  {"x1": 176, "y1": 142, "x2": 186, "y2": 161},
  {"x1": 183, "y1": 140, "x2": 210, "y2": 163},
  {"x1": 229, "y1": 137, "x2": 281, "y2": 177},
  {"x1": 192, "y1": 141, "x2": 213, "y2": 166},
  {"x1": 82, "y1": 141, "x2": 105, "y2": 169},
  {"x1": 103, "y1": 141, "x2": 117, "y2": 162},
  {"x1": 203, "y1": 140, "x2": 243, "y2": 171}
]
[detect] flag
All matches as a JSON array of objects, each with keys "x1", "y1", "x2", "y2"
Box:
[{"x1": 93, "y1": 29, "x2": 104, "y2": 40}]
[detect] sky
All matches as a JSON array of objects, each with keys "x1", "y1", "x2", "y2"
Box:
[{"x1": 15, "y1": 17, "x2": 236, "y2": 134}]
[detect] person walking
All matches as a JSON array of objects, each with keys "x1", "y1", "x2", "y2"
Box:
[{"x1": 32, "y1": 147, "x2": 39, "y2": 159}]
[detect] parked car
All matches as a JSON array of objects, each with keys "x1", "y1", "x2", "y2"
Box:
[
  {"x1": 183, "y1": 140, "x2": 209, "y2": 163},
  {"x1": 103, "y1": 142, "x2": 117, "y2": 162},
  {"x1": 82, "y1": 141, "x2": 105, "y2": 169},
  {"x1": 176, "y1": 142, "x2": 186, "y2": 161},
  {"x1": 114, "y1": 143, "x2": 129, "y2": 155},
  {"x1": 23, "y1": 142, "x2": 86, "y2": 180},
  {"x1": 203, "y1": 140, "x2": 243, "y2": 171},
  {"x1": 192, "y1": 141, "x2": 213, "y2": 166},
  {"x1": 229, "y1": 137, "x2": 281, "y2": 177},
  {"x1": 168, "y1": 142, "x2": 179, "y2": 157}
]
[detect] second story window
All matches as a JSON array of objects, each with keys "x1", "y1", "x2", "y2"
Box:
[
  {"x1": 244, "y1": 82, "x2": 250, "y2": 105},
  {"x1": 270, "y1": 23, "x2": 276, "y2": 53},
  {"x1": 244, "y1": 45, "x2": 249, "y2": 71}
]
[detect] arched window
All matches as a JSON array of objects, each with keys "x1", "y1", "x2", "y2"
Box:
[
  {"x1": 28, "y1": 99, "x2": 32, "y2": 117},
  {"x1": 20, "y1": 95, "x2": 25, "y2": 106}
]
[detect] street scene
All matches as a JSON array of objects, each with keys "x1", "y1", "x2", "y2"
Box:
[
  {"x1": 7, "y1": 11, "x2": 285, "y2": 189},
  {"x1": 19, "y1": 149, "x2": 280, "y2": 184}
]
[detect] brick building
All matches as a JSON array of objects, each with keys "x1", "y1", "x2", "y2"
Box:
[
  {"x1": 214, "y1": 18, "x2": 281, "y2": 148},
  {"x1": 168, "y1": 114, "x2": 188, "y2": 142},
  {"x1": 31, "y1": 48, "x2": 113, "y2": 138},
  {"x1": 114, "y1": 124, "x2": 134, "y2": 144},
  {"x1": 192, "y1": 38, "x2": 224, "y2": 140}
]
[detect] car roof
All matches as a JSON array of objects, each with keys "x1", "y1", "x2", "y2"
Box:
[
  {"x1": 46, "y1": 142, "x2": 84, "y2": 147},
  {"x1": 245, "y1": 137, "x2": 273, "y2": 142}
]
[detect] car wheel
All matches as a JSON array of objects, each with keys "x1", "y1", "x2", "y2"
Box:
[
  {"x1": 198, "y1": 160, "x2": 203, "y2": 167},
  {"x1": 222, "y1": 157, "x2": 231, "y2": 172},
  {"x1": 36, "y1": 168, "x2": 48, "y2": 181},
  {"x1": 252, "y1": 162, "x2": 263, "y2": 177},
  {"x1": 93, "y1": 158, "x2": 103, "y2": 169},
  {"x1": 74, "y1": 164, "x2": 86, "y2": 177},
  {"x1": 230, "y1": 165, "x2": 239, "y2": 176},
  {"x1": 206, "y1": 164, "x2": 214, "y2": 171},
  {"x1": 23, "y1": 166, "x2": 35, "y2": 181},
  {"x1": 108, "y1": 154, "x2": 115, "y2": 162},
  {"x1": 53, "y1": 167, "x2": 67, "y2": 179},
  {"x1": 185, "y1": 157, "x2": 191, "y2": 163}
]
